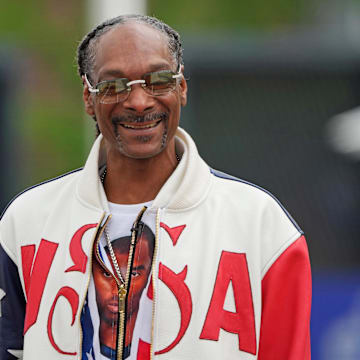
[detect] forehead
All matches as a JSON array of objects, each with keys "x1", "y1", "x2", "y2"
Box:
[
  {"x1": 115, "y1": 237, "x2": 151, "y2": 261},
  {"x1": 94, "y1": 22, "x2": 173, "y2": 80}
]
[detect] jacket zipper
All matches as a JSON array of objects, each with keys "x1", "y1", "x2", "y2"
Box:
[
  {"x1": 78, "y1": 212, "x2": 108, "y2": 360},
  {"x1": 92, "y1": 215, "x2": 125, "y2": 360},
  {"x1": 90, "y1": 215, "x2": 126, "y2": 360},
  {"x1": 150, "y1": 209, "x2": 161, "y2": 360},
  {"x1": 79, "y1": 207, "x2": 148, "y2": 360},
  {"x1": 117, "y1": 206, "x2": 147, "y2": 360}
]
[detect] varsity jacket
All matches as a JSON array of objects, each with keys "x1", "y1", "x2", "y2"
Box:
[{"x1": 0, "y1": 127, "x2": 311, "y2": 360}]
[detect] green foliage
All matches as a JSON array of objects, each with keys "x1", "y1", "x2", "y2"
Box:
[
  {"x1": 0, "y1": 0, "x2": 310, "y2": 191},
  {"x1": 0, "y1": 0, "x2": 86, "y2": 187},
  {"x1": 148, "y1": 0, "x2": 309, "y2": 31}
]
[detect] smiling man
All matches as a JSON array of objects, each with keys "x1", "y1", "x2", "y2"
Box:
[
  {"x1": 0, "y1": 15, "x2": 311, "y2": 360},
  {"x1": 81, "y1": 19, "x2": 186, "y2": 206}
]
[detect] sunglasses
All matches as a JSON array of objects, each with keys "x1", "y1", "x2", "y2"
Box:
[{"x1": 85, "y1": 67, "x2": 182, "y2": 104}]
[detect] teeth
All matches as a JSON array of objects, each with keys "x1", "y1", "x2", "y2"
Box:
[{"x1": 122, "y1": 121, "x2": 159, "y2": 129}]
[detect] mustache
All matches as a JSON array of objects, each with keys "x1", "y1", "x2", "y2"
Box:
[{"x1": 111, "y1": 112, "x2": 168, "y2": 126}]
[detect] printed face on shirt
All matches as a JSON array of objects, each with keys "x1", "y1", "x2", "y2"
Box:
[
  {"x1": 92, "y1": 263, "x2": 118, "y2": 324},
  {"x1": 114, "y1": 237, "x2": 152, "y2": 319},
  {"x1": 93, "y1": 224, "x2": 154, "y2": 325}
]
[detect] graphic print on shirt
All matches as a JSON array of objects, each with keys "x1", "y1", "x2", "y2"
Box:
[{"x1": 92, "y1": 224, "x2": 155, "y2": 359}]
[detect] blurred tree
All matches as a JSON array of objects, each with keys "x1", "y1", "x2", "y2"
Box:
[
  {"x1": 0, "y1": 0, "x2": 313, "y2": 195},
  {"x1": 148, "y1": 0, "x2": 310, "y2": 31},
  {"x1": 0, "y1": 0, "x2": 86, "y2": 189}
]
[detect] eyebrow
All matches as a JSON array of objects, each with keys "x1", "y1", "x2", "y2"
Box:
[
  {"x1": 98, "y1": 69, "x2": 125, "y2": 79},
  {"x1": 98, "y1": 63, "x2": 174, "y2": 81},
  {"x1": 132, "y1": 265, "x2": 145, "y2": 272}
]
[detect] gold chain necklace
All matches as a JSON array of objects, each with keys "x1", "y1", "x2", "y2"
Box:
[
  {"x1": 103, "y1": 226, "x2": 125, "y2": 284},
  {"x1": 99, "y1": 152, "x2": 180, "y2": 283}
]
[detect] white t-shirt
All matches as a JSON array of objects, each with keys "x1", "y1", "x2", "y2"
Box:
[{"x1": 88, "y1": 201, "x2": 155, "y2": 360}]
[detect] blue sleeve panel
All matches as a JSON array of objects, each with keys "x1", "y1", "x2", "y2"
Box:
[{"x1": 0, "y1": 244, "x2": 25, "y2": 359}]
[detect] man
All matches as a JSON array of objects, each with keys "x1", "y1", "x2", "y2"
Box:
[{"x1": 0, "y1": 14, "x2": 311, "y2": 360}]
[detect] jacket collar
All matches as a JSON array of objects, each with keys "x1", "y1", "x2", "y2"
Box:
[{"x1": 76, "y1": 127, "x2": 212, "y2": 211}]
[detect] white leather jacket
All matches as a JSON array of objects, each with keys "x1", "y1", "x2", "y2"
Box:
[{"x1": 0, "y1": 128, "x2": 311, "y2": 360}]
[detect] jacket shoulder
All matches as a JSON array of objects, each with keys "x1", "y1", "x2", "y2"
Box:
[
  {"x1": 210, "y1": 168, "x2": 305, "y2": 276},
  {"x1": 210, "y1": 168, "x2": 302, "y2": 233},
  {"x1": 0, "y1": 168, "x2": 82, "y2": 221}
]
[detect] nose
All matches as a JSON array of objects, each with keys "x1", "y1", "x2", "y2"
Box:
[
  {"x1": 111, "y1": 285, "x2": 118, "y2": 296},
  {"x1": 122, "y1": 83, "x2": 155, "y2": 113}
]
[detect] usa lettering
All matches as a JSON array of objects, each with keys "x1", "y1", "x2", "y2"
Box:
[
  {"x1": 21, "y1": 222, "x2": 256, "y2": 356},
  {"x1": 21, "y1": 224, "x2": 98, "y2": 355},
  {"x1": 159, "y1": 223, "x2": 257, "y2": 355}
]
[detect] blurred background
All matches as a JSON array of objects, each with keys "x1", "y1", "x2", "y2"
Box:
[{"x1": 1, "y1": 0, "x2": 360, "y2": 358}]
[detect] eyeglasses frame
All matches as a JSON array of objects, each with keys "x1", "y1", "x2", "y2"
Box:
[{"x1": 84, "y1": 64, "x2": 182, "y2": 103}]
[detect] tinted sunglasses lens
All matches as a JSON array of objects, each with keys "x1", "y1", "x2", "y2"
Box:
[
  {"x1": 144, "y1": 71, "x2": 177, "y2": 95},
  {"x1": 97, "y1": 79, "x2": 129, "y2": 104}
]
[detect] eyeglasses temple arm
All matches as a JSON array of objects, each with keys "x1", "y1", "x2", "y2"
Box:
[
  {"x1": 84, "y1": 74, "x2": 99, "y2": 93},
  {"x1": 173, "y1": 64, "x2": 182, "y2": 79}
]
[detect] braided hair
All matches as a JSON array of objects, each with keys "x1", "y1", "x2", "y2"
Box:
[{"x1": 77, "y1": 14, "x2": 184, "y2": 83}]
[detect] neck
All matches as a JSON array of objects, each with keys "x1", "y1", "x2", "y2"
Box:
[{"x1": 103, "y1": 143, "x2": 179, "y2": 205}]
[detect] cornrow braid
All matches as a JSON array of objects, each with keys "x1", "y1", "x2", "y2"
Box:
[{"x1": 77, "y1": 14, "x2": 184, "y2": 83}]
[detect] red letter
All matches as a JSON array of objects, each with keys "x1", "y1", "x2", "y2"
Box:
[
  {"x1": 258, "y1": 236, "x2": 311, "y2": 359},
  {"x1": 160, "y1": 223, "x2": 186, "y2": 246},
  {"x1": 21, "y1": 239, "x2": 58, "y2": 334},
  {"x1": 200, "y1": 251, "x2": 256, "y2": 355},
  {"x1": 21, "y1": 244, "x2": 36, "y2": 298},
  {"x1": 155, "y1": 264, "x2": 192, "y2": 354},
  {"x1": 137, "y1": 339, "x2": 151, "y2": 360},
  {"x1": 65, "y1": 223, "x2": 98, "y2": 273},
  {"x1": 47, "y1": 286, "x2": 79, "y2": 355}
]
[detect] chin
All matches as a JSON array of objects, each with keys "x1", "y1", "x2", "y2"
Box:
[
  {"x1": 116, "y1": 141, "x2": 168, "y2": 159},
  {"x1": 114, "y1": 128, "x2": 169, "y2": 159}
]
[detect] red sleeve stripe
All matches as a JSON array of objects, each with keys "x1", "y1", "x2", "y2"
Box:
[{"x1": 259, "y1": 236, "x2": 312, "y2": 360}]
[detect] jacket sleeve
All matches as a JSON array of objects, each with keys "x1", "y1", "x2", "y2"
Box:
[
  {"x1": 258, "y1": 235, "x2": 311, "y2": 360},
  {"x1": 0, "y1": 242, "x2": 26, "y2": 360}
]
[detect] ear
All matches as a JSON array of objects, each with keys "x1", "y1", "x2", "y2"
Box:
[
  {"x1": 82, "y1": 75, "x2": 96, "y2": 117},
  {"x1": 179, "y1": 65, "x2": 187, "y2": 107}
]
